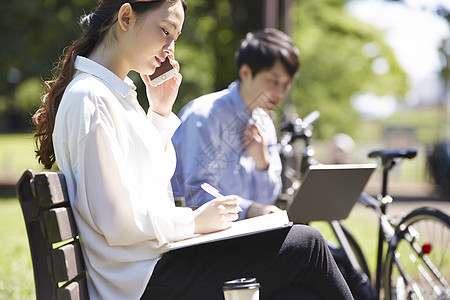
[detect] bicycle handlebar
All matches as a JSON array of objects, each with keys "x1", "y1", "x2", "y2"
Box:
[
  {"x1": 279, "y1": 110, "x2": 320, "y2": 134},
  {"x1": 301, "y1": 110, "x2": 320, "y2": 130},
  {"x1": 279, "y1": 111, "x2": 321, "y2": 146}
]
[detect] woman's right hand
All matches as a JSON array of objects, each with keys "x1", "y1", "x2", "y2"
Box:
[
  {"x1": 141, "y1": 45, "x2": 182, "y2": 118},
  {"x1": 193, "y1": 196, "x2": 241, "y2": 234}
]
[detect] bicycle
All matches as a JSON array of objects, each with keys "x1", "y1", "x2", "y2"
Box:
[{"x1": 277, "y1": 111, "x2": 450, "y2": 300}]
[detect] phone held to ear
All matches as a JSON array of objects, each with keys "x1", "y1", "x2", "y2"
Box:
[{"x1": 149, "y1": 59, "x2": 176, "y2": 86}]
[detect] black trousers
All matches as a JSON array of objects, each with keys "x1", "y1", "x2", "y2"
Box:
[{"x1": 141, "y1": 225, "x2": 353, "y2": 300}]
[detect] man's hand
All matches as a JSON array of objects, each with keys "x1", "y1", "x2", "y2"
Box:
[
  {"x1": 246, "y1": 202, "x2": 281, "y2": 218},
  {"x1": 242, "y1": 125, "x2": 270, "y2": 171}
]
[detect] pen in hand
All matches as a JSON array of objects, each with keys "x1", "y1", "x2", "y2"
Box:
[
  {"x1": 200, "y1": 183, "x2": 223, "y2": 198},
  {"x1": 200, "y1": 183, "x2": 243, "y2": 212}
]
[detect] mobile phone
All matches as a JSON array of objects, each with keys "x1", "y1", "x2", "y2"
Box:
[{"x1": 149, "y1": 59, "x2": 176, "y2": 86}]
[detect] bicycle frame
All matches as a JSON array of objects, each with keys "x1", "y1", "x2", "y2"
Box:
[
  {"x1": 375, "y1": 160, "x2": 392, "y2": 300},
  {"x1": 278, "y1": 113, "x2": 376, "y2": 297},
  {"x1": 278, "y1": 113, "x2": 450, "y2": 300}
]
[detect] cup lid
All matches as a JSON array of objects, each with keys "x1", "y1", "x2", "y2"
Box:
[{"x1": 223, "y1": 278, "x2": 260, "y2": 291}]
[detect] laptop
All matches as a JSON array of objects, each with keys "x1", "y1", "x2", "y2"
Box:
[{"x1": 286, "y1": 163, "x2": 376, "y2": 223}]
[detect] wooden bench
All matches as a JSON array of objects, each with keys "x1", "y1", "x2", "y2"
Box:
[
  {"x1": 15, "y1": 170, "x2": 275, "y2": 299},
  {"x1": 16, "y1": 169, "x2": 89, "y2": 300}
]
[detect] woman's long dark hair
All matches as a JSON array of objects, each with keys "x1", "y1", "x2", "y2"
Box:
[{"x1": 33, "y1": 0, "x2": 187, "y2": 169}]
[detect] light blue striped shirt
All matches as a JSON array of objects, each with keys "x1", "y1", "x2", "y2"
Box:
[{"x1": 171, "y1": 81, "x2": 282, "y2": 218}]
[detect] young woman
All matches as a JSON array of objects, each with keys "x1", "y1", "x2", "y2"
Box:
[{"x1": 32, "y1": 1, "x2": 353, "y2": 299}]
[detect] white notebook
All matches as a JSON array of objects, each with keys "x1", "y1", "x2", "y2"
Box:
[{"x1": 167, "y1": 210, "x2": 292, "y2": 250}]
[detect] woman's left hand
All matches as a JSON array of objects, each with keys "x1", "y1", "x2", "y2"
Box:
[{"x1": 141, "y1": 55, "x2": 182, "y2": 118}]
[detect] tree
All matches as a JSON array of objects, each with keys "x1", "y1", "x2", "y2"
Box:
[
  {"x1": 0, "y1": 0, "x2": 96, "y2": 132},
  {"x1": 287, "y1": 0, "x2": 408, "y2": 139},
  {"x1": 0, "y1": 0, "x2": 409, "y2": 138}
]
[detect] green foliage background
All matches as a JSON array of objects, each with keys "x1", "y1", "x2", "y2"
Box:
[
  {"x1": 290, "y1": 0, "x2": 408, "y2": 138},
  {"x1": 1, "y1": 0, "x2": 409, "y2": 140}
]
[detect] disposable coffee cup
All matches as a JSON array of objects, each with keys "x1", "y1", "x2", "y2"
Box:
[{"x1": 223, "y1": 278, "x2": 260, "y2": 300}]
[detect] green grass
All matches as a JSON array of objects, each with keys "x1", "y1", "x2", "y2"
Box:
[
  {"x1": 0, "y1": 133, "x2": 44, "y2": 178},
  {"x1": 310, "y1": 204, "x2": 380, "y2": 276},
  {"x1": 0, "y1": 198, "x2": 34, "y2": 300}
]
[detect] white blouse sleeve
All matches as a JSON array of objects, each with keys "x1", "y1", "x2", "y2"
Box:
[
  {"x1": 76, "y1": 122, "x2": 195, "y2": 247},
  {"x1": 147, "y1": 110, "x2": 181, "y2": 146}
]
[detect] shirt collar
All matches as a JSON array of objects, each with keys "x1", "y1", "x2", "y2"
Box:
[
  {"x1": 228, "y1": 80, "x2": 252, "y2": 121},
  {"x1": 74, "y1": 56, "x2": 136, "y2": 98}
]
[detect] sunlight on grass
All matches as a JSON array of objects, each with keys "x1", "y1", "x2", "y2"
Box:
[
  {"x1": 0, "y1": 198, "x2": 35, "y2": 299},
  {"x1": 310, "y1": 204, "x2": 379, "y2": 276},
  {"x1": 0, "y1": 134, "x2": 44, "y2": 177}
]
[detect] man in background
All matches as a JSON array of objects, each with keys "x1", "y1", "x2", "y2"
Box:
[{"x1": 171, "y1": 28, "x2": 300, "y2": 219}]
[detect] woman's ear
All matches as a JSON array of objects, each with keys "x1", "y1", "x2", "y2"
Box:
[
  {"x1": 239, "y1": 64, "x2": 253, "y2": 83},
  {"x1": 117, "y1": 3, "x2": 134, "y2": 32}
]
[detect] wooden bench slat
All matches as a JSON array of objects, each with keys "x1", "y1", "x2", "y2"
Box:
[
  {"x1": 57, "y1": 277, "x2": 89, "y2": 300},
  {"x1": 52, "y1": 241, "x2": 85, "y2": 282},
  {"x1": 35, "y1": 172, "x2": 69, "y2": 207},
  {"x1": 44, "y1": 207, "x2": 78, "y2": 243}
]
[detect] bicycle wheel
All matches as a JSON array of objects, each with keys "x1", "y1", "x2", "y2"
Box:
[{"x1": 385, "y1": 207, "x2": 450, "y2": 300}]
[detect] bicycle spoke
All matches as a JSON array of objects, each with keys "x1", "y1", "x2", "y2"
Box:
[
  {"x1": 410, "y1": 282, "x2": 425, "y2": 300},
  {"x1": 405, "y1": 227, "x2": 449, "y2": 289}
]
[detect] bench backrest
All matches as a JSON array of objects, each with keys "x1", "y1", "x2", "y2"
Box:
[{"x1": 16, "y1": 169, "x2": 89, "y2": 300}]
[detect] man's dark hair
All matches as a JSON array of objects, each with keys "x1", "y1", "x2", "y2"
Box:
[{"x1": 235, "y1": 28, "x2": 300, "y2": 78}]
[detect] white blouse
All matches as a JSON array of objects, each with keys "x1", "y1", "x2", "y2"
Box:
[{"x1": 53, "y1": 56, "x2": 195, "y2": 300}]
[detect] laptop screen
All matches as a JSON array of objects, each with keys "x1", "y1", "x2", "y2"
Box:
[{"x1": 287, "y1": 164, "x2": 376, "y2": 223}]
